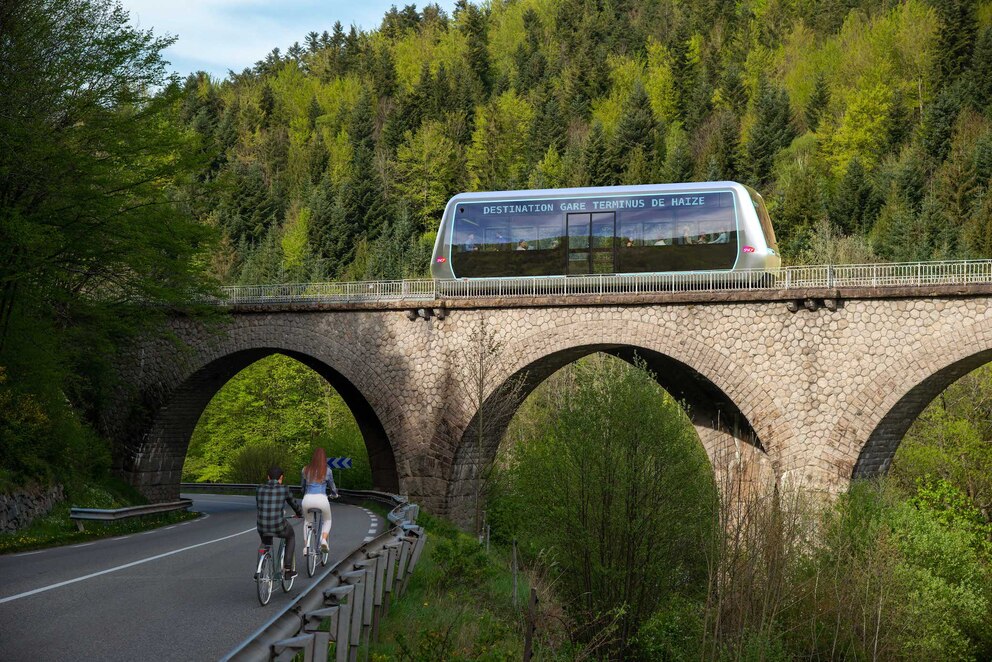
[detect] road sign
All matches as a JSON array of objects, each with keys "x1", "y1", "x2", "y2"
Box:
[{"x1": 327, "y1": 457, "x2": 353, "y2": 469}]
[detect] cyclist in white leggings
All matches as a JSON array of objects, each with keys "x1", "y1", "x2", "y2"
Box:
[{"x1": 301, "y1": 447, "x2": 338, "y2": 553}]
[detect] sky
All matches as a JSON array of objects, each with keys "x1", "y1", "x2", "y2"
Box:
[{"x1": 120, "y1": 0, "x2": 459, "y2": 80}]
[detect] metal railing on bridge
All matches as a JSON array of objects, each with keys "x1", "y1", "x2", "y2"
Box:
[{"x1": 213, "y1": 259, "x2": 992, "y2": 306}]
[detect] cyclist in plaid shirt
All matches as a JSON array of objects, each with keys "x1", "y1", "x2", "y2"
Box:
[{"x1": 256, "y1": 466, "x2": 303, "y2": 578}]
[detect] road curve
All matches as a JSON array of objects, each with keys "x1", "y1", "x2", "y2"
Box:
[{"x1": 0, "y1": 494, "x2": 382, "y2": 661}]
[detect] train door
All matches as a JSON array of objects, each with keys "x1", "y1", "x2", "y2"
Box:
[
  {"x1": 566, "y1": 212, "x2": 616, "y2": 274},
  {"x1": 566, "y1": 213, "x2": 590, "y2": 275}
]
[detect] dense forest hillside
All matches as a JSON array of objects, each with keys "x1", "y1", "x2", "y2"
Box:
[{"x1": 176, "y1": 0, "x2": 992, "y2": 284}]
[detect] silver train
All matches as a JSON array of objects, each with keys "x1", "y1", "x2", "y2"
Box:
[{"x1": 430, "y1": 181, "x2": 780, "y2": 280}]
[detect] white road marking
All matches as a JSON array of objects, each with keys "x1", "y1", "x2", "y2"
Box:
[
  {"x1": 14, "y1": 550, "x2": 44, "y2": 557},
  {"x1": 140, "y1": 531, "x2": 156, "y2": 535},
  {"x1": 363, "y1": 536, "x2": 374, "y2": 542},
  {"x1": 72, "y1": 543, "x2": 95, "y2": 548},
  {"x1": 0, "y1": 527, "x2": 256, "y2": 605}
]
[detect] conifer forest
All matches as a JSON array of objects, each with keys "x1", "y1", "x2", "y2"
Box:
[{"x1": 176, "y1": 0, "x2": 992, "y2": 284}]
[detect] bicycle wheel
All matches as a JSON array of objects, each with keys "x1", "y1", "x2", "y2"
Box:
[
  {"x1": 305, "y1": 520, "x2": 318, "y2": 577},
  {"x1": 279, "y1": 540, "x2": 295, "y2": 592},
  {"x1": 256, "y1": 552, "x2": 274, "y2": 606}
]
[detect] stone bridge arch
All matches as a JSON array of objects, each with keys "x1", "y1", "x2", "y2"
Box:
[
  {"x1": 832, "y1": 315, "x2": 992, "y2": 481},
  {"x1": 444, "y1": 318, "x2": 787, "y2": 527},
  {"x1": 108, "y1": 316, "x2": 402, "y2": 501}
]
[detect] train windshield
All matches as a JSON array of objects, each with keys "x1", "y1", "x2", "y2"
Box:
[
  {"x1": 448, "y1": 190, "x2": 739, "y2": 278},
  {"x1": 744, "y1": 185, "x2": 777, "y2": 250}
]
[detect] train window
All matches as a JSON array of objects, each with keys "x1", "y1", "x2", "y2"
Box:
[
  {"x1": 483, "y1": 225, "x2": 509, "y2": 250},
  {"x1": 454, "y1": 220, "x2": 481, "y2": 252}
]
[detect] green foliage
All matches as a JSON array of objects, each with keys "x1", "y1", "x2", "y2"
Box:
[
  {"x1": 895, "y1": 364, "x2": 992, "y2": 521},
  {"x1": 492, "y1": 354, "x2": 717, "y2": 656},
  {"x1": 631, "y1": 595, "x2": 705, "y2": 661},
  {"x1": 225, "y1": 441, "x2": 292, "y2": 484},
  {"x1": 368, "y1": 512, "x2": 530, "y2": 661},
  {"x1": 0, "y1": 0, "x2": 219, "y2": 490},
  {"x1": 183, "y1": 354, "x2": 373, "y2": 489},
  {"x1": 431, "y1": 534, "x2": 495, "y2": 591},
  {"x1": 157, "y1": 0, "x2": 992, "y2": 285}
]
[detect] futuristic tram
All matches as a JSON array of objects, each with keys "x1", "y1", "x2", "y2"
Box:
[{"x1": 430, "y1": 182, "x2": 780, "y2": 280}]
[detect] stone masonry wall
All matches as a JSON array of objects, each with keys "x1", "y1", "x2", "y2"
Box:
[
  {"x1": 0, "y1": 484, "x2": 64, "y2": 533},
  {"x1": 103, "y1": 291, "x2": 992, "y2": 524}
]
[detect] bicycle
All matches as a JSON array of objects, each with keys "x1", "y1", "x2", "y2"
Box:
[
  {"x1": 304, "y1": 507, "x2": 330, "y2": 577},
  {"x1": 254, "y1": 533, "x2": 297, "y2": 605}
]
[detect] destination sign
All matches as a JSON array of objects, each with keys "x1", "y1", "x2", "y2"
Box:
[{"x1": 476, "y1": 192, "x2": 726, "y2": 217}]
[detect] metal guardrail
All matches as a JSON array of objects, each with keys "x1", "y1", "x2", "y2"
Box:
[
  {"x1": 179, "y1": 483, "x2": 410, "y2": 512},
  {"x1": 180, "y1": 483, "x2": 424, "y2": 661},
  {"x1": 69, "y1": 499, "x2": 193, "y2": 531},
  {"x1": 209, "y1": 260, "x2": 992, "y2": 306}
]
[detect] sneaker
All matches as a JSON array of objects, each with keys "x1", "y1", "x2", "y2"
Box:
[
  {"x1": 284, "y1": 568, "x2": 298, "y2": 580},
  {"x1": 320, "y1": 541, "x2": 329, "y2": 553}
]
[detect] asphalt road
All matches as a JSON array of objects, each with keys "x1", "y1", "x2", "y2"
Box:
[{"x1": 0, "y1": 493, "x2": 382, "y2": 661}]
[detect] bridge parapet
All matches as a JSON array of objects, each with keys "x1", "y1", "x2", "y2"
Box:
[{"x1": 212, "y1": 259, "x2": 992, "y2": 308}]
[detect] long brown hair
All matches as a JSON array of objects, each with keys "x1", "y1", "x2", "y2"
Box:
[{"x1": 305, "y1": 447, "x2": 327, "y2": 482}]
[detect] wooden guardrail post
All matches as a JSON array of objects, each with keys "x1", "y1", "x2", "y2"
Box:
[{"x1": 523, "y1": 587, "x2": 538, "y2": 661}]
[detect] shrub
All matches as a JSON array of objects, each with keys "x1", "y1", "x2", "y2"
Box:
[
  {"x1": 430, "y1": 533, "x2": 494, "y2": 591},
  {"x1": 632, "y1": 595, "x2": 704, "y2": 661},
  {"x1": 225, "y1": 441, "x2": 291, "y2": 483}
]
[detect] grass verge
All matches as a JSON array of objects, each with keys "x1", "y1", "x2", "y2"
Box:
[
  {"x1": 358, "y1": 512, "x2": 531, "y2": 661},
  {"x1": 0, "y1": 477, "x2": 198, "y2": 555}
]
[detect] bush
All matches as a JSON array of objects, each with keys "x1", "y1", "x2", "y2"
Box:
[
  {"x1": 430, "y1": 533, "x2": 494, "y2": 591},
  {"x1": 225, "y1": 441, "x2": 291, "y2": 483},
  {"x1": 632, "y1": 595, "x2": 704, "y2": 661}
]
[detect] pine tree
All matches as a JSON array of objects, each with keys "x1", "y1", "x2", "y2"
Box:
[
  {"x1": 829, "y1": 158, "x2": 881, "y2": 235},
  {"x1": 259, "y1": 83, "x2": 276, "y2": 129},
  {"x1": 306, "y1": 95, "x2": 322, "y2": 130},
  {"x1": 614, "y1": 84, "x2": 656, "y2": 156},
  {"x1": 342, "y1": 94, "x2": 391, "y2": 243},
  {"x1": 660, "y1": 124, "x2": 693, "y2": 183},
  {"x1": 717, "y1": 64, "x2": 748, "y2": 117},
  {"x1": 935, "y1": 0, "x2": 978, "y2": 83},
  {"x1": 513, "y1": 8, "x2": 546, "y2": 90},
  {"x1": 532, "y1": 90, "x2": 567, "y2": 154},
  {"x1": 963, "y1": 193, "x2": 992, "y2": 258},
  {"x1": 457, "y1": 0, "x2": 490, "y2": 94},
  {"x1": 370, "y1": 46, "x2": 398, "y2": 99},
  {"x1": 920, "y1": 85, "x2": 963, "y2": 166},
  {"x1": 584, "y1": 123, "x2": 615, "y2": 187},
  {"x1": 713, "y1": 111, "x2": 740, "y2": 181},
  {"x1": 966, "y1": 28, "x2": 992, "y2": 115},
  {"x1": 741, "y1": 79, "x2": 796, "y2": 187},
  {"x1": 805, "y1": 72, "x2": 830, "y2": 132},
  {"x1": 306, "y1": 132, "x2": 328, "y2": 184}
]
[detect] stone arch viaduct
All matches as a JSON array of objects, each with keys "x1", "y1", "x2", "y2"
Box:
[{"x1": 101, "y1": 285, "x2": 992, "y2": 527}]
